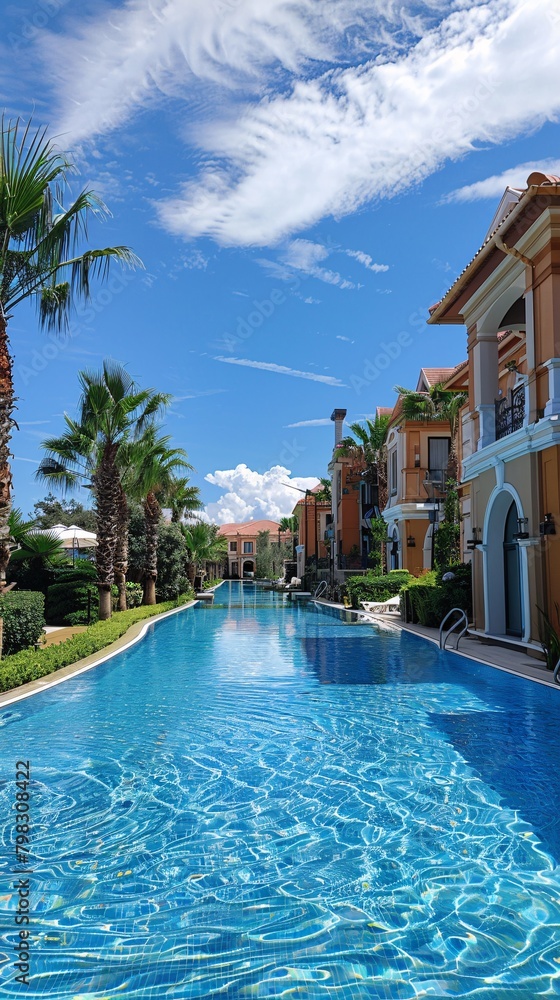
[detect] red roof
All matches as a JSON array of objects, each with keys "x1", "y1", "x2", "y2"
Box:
[
  {"x1": 218, "y1": 519, "x2": 284, "y2": 537},
  {"x1": 418, "y1": 367, "x2": 457, "y2": 388}
]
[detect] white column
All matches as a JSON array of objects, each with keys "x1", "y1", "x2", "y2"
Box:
[
  {"x1": 544, "y1": 359, "x2": 560, "y2": 417},
  {"x1": 473, "y1": 329, "x2": 499, "y2": 450}
]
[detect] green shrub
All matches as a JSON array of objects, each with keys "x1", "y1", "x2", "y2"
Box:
[
  {"x1": 401, "y1": 564, "x2": 472, "y2": 627},
  {"x1": 111, "y1": 582, "x2": 144, "y2": 610},
  {"x1": 0, "y1": 591, "x2": 45, "y2": 655},
  {"x1": 203, "y1": 578, "x2": 223, "y2": 590},
  {"x1": 46, "y1": 579, "x2": 99, "y2": 626},
  {"x1": 346, "y1": 570, "x2": 413, "y2": 609},
  {"x1": 0, "y1": 592, "x2": 194, "y2": 694}
]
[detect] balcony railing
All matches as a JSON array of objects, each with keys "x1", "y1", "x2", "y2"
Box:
[
  {"x1": 337, "y1": 553, "x2": 368, "y2": 570},
  {"x1": 495, "y1": 385, "x2": 525, "y2": 440}
]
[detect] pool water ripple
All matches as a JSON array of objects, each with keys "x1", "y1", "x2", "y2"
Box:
[{"x1": 1, "y1": 582, "x2": 560, "y2": 998}]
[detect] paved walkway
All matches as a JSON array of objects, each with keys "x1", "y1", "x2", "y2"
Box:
[
  {"x1": 364, "y1": 613, "x2": 558, "y2": 689},
  {"x1": 42, "y1": 626, "x2": 88, "y2": 647}
]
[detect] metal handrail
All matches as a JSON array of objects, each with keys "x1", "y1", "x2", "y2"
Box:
[
  {"x1": 439, "y1": 607, "x2": 469, "y2": 651},
  {"x1": 314, "y1": 580, "x2": 328, "y2": 599},
  {"x1": 553, "y1": 657, "x2": 560, "y2": 685}
]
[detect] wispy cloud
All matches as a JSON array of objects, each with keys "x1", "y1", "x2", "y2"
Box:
[
  {"x1": 336, "y1": 335, "x2": 355, "y2": 343},
  {"x1": 443, "y1": 158, "x2": 560, "y2": 202},
  {"x1": 214, "y1": 356, "x2": 347, "y2": 386},
  {"x1": 345, "y1": 250, "x2": 389, "y2": 272},
  {"x1": 152, "y1": 0, "x2": 560, "y2": 245},
  {"x1": 13, "y1": 456, "x2": 39, "y2": 465},
  {"x1": 285, "y1": 417, "x2": 333, "y2": 427},
  {"x1": 173, "y1": 389, "x2": 227, "y2": 401}
]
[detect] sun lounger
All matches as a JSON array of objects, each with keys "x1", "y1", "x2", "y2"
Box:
[{"x1": 361, "y1": 595, "x2": 402, "y2": 614}]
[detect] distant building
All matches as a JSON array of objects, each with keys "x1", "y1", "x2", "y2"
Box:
[
  {"x1": 217, "y1": 519, "x2": 290, "y2": 579},
  {"x1": 291, "y1": 486, "x2": 331, "y2": 581},
  {"x1": 383, "y1": 368, "x2": 459, "y2": 573}
]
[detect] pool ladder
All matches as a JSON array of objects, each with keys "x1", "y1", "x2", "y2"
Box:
[
  {"x1": 439, "y1": 608, "x2": 469, "y2": 651},
  {"x1": 314, "y1": 581, "x2": 328, "y2": 599}
]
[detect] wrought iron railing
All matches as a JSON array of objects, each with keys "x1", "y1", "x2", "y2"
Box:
[
  {"x1": 337, "y1": 553, "x2": 368, "y2": 570},
  {"x1": 495, "y1": 385, "x2": 525, "y2": 440}
]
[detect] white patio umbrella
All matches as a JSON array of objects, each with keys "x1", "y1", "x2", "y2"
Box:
[
  {"x1": 30, "y1": 523, "x2": 97, "y2": 566},
  {"x1": 52, "y1": 524, "x2": 97, "y2": 549}
]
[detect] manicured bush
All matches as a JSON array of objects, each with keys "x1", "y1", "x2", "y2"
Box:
[
  {"x1": 0, "y1": 592, "x2": 194, "y2": 694},
  {"x1": 0, "y1": 591, "x2": 45, "y2": 655},
  {"x1": 346, "y1": 570, "x2": 413, "y2": 609},
  {"x1": 401, "y1": 564, "x2": 472, "y2": 627},
  {"x1": 111, "y1": 582, "x2": 143, "y2": 610},
  {"x1": 45, "y1": 561, "x2": 98, "y2": 625}
]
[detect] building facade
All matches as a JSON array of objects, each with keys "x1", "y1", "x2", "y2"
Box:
[
  {"x1": 430, "y1": 171, "x2": 560, "y2": 646},
  {"x1": 218, "y1": 520, "x2": 289, "y2": 579},
  {"x1": 382, "y1": 368, "x2": 458, "y2": 573}
]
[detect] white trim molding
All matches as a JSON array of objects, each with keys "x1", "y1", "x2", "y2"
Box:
[{"x1": 463, "y1": 414, "x2": 560, "y2": 482}]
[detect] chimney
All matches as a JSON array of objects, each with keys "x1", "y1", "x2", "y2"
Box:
[{"x1": 331, "y1": 408, "x2": 347, "y2": 448}]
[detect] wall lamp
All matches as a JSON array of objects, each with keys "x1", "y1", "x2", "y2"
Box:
[
  {"x1": 540, "y1": 513, "x2": 556, "y2": 536},
  {"x1": 407, "y1": 535, "x2": 416, "y2": 547},
  {"x1": 513, "y1": 517, "x2": 529, "y2": 540},
  {"x1": 466, "y1": 527, "x2": 482, "y2": 550}
]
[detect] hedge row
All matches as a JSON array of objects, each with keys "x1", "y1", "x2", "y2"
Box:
[
  {"x1": 0, "y1": 593, "x2": 194, "y2": 694},
  {"x1": 400, "y1": 565, "x2": 472, "y2": 627},
  {"x1": 0, "y1": 591, "x2": 45, "y2": 656},
  {"x1": 346, "y1": 570, "x2": 413, "y2": 610}
]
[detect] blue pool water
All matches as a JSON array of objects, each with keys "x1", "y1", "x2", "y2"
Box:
[{"x1": 1, "y1": 581, "x2": 560, "y2": 998}]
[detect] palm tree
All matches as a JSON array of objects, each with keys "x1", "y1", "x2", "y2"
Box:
[
  {"x1": 393, "y1": 383, "x2": 467, "y2": 475},
  {"x1": 132, "y1": 428, "x2": 193, "y2": 605},
  {"x1": 314, "y1": 477, "x2": 332, "y2": 503},
  {"x1": 181, "y1": 522, "x2": 227, "y2": 587},
  {"x1": 335, "y1": 413, "x2": 390, "y2": 509},
  {"x1": 0, "y1": 117, "x2": 140, "y2": 590},
  {"x1": 37, "y1": 362, "x2": 169, "y2": 619},
  {"x1": 167, "y1": 475, "x2": 203, "y2": 523}
]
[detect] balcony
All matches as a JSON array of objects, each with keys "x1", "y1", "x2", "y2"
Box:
[
  {"x1": 495, "y1": 385, "x2": 525, "y2": 440},
  {"x1": 336, "y1": 553, "x2": 368, "y2": 570}
]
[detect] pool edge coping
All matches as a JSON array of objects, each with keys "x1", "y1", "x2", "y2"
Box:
[
  {"x1": 395, "y1": 619, "x2": 560, "y2": 691},
  {"x1": 0, "y1": 600, "x2": 199, "y2": 708}
]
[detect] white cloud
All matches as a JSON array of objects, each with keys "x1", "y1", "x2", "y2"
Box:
[
  {"x1": 279, "y1": 239, "x2": 357, "y2": 289},
  {"x1": 345, "y1": 250, "x2": 389, "y2": 272},
  {"x1": 285, "y1": 417, "x2": 332, "y2": 427},
  {"x1": 153, "y1": 0, "x2": 560, "y2": 245},
  {"x1": 204, "y1": 463, "x2": 320, "y2": 523},
  {"x1": 443, "y1": 158, "x2": 560, "y2": 202},
  {"x1": 37, "y1": 1, "x2": 450, "y2": 143},
  {"x1": 336, "y1": 335, "x2": 354, "y2": 343},
  {"x1": 214, "y1": 355, "x2": 347, "y2": 386}
]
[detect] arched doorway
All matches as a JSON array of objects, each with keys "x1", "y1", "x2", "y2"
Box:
[
  {"x1": 243, "y1": 560, "x2": 255, "y2": 578},
  {"x1": 483, "y1": 487, "x2": 526, "y2": 639},
  {"x1": 504, "y1": 502, "x2": 523, "y2": 637}
]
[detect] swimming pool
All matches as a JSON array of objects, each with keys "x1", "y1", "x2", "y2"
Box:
[{"x1": 1, "y1": 581, "x2": 560, "y2": 998}]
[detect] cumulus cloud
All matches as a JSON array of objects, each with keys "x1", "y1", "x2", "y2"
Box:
[
  {"x1": 214, "y1": 355, "x2": 347, "y2": 386},
  {"x1": 443, "y1": 158, "x2": 560, "y2": 202},
  {"x1": 204, "y1": 463, "x2": 320, "y2": 523},
  {"x1": 154, "y1": 0, "x2": 560, "y2": 245}
]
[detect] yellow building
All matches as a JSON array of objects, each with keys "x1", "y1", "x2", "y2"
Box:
[{"x1": 430, "y1": 171, "x2": 560, "y2": 647}]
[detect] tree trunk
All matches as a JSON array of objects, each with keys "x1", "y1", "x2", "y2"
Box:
[
  {"x1": 0, "y1": 311, "x2": 15, "y2": 591},
  {"x1": 143, "y1": 491, "x2": 160, "y2": 605},
  {"x1": 93, "y1": 445, "x2": 120, "y2": 620},
  {"x1": 114, "y1": 486, "x2": 129, "y2": 612}
]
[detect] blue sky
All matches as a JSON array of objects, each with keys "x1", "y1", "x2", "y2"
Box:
[{"x1": 2, "y1": 0, "x2": 560, "y2": 522}]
